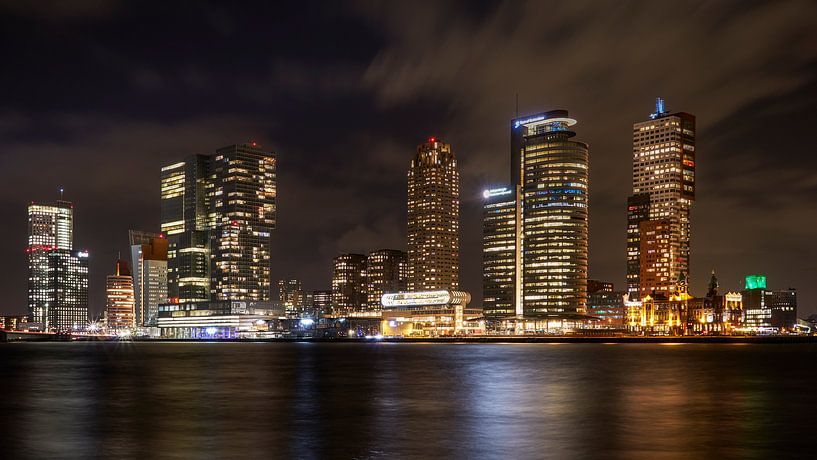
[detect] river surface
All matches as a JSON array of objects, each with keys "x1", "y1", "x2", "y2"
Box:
[{"x1": 0, "y1": 342, "x2": 814, "y2": 459}]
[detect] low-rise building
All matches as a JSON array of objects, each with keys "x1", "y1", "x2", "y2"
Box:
[
  {"x1": 157, "y1": 300, "x2": 284, "y2": 339},
  {"x1": 380, "y1": 290, "x2": 483, "y2": 337}
]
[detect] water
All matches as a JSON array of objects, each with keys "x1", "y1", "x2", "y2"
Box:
[{"x1": 0, "y1": 342, "x2": 814, "y2": 459}]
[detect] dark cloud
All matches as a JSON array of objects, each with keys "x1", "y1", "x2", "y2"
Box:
[{"x1": 1, "y1": 1, "x2": 815, "y2": 317}]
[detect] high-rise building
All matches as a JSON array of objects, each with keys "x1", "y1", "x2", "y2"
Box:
[
  {"x1": 627, "y1": 99, "x2": 695, "y2": 298},
  {"x1": 278, "y1": 279, "x2": 304, "y2": 316},
  {"x1": 209, "y1": 144, "x2": 277, "y2": 301},
  {"x1": 49, "y1": 250, "x2": 90, "y2": 331},
  {"x1": 516, "y1": 110, "x2": 589, "y2": 316},
  {"x1": 625, "y1": 193, "x2": 650, "y2": 297},
  {"x1": 27, "y1": 200, "x2": 89, "y2": 331},
  {"x1": 482, "y1": 187, "x2": 520, "y2": 319},
  {"x1": 106, "y1": 259, "x2": 135, "y2": 330},
  {"x1": 161, "y1": 156, "x2": 211, "y2": 303},
  {"x1": 332, "y1": 254, "x2": 367, "y2": 315},
  {"x1": 407, "y1": 138, "x2": 460, "y2": 292},
  {"x1": 481, "y1": 110, "x2": 590, "y2": 324},
  {"x1": 366, "y1": 249, "x2": 407, "y2": 310},
  {"x1": 638, "y1": 219, "x2": 674, "y2": 298},
  {"x1": 161, "y1": 143, "x2": 277, "y2": 303},
  {"x1": 129, "y1": 230, "x2": 168, "y2": 327}
]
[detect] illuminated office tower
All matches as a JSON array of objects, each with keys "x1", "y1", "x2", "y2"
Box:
[
  {"x1": 332, "y1": 254, "x2": 367, "y2": 315},
  {"x1": 48, "y1": 250, "x2": 89, "y2": 331},
  {"x1": 161, "y1": 143, "x2": 276, "y2": 302},
  {"x1": 482, "y1": 187, "x2": 520, "y2": 318},
  {"x1": 407, "y1": 138, "x2": 460, "y2": 292},
  {"x1": 129, "y1": 230, "x2": 168, "y2": 326},
  {"x1": 627, "y1": 99, "x2": 695, "y2": 298},
  {"x1": 366, "y1": 249, "x2": 407, "y2": 310},
  {"x1": 106, "y1": 259, "x2": 135, "y2": 330},
  {"x1": 278, "y1": 279, "x2": 304, "y2": 316},
  {"x1": 515, "y1": 110, "x2": 589, "y2": 315},
  {"x1": 161, "y1": 155, "x2": 212, "y2": 302},
  {"x1": 27, "y1": 200, "x2": 73, "y2": 328},
  {"x1": 27, "y1": 200, "x2": 89, "y2": 331}
]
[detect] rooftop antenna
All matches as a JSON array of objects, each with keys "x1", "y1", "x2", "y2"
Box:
[
  {"x1": 515, "y1": 93, "x2": 519, "y2": 118},
  {"x1": 59, "y1": 187, "x2": 64, "y2": 200}
]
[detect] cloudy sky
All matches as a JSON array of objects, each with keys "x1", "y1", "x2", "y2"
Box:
[{"x1": 1, "y1": 0, "x2": 816, "y2": 317}]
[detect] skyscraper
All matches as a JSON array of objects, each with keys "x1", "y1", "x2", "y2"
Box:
[
  {"x1": 27, "y1": 200, "x2": 89, "y2": 331},
  {"x1": 129, "y1": 230, "x2": 168, "y2": 327},
  {"x1": 407, "y1": 138, "x2": 460, "y2": 292},
  {"x1": 209, "y1": 144, "x2": 277, "y2": 301},
  {"x1": 161, "y1": 143, "x2": 277, "y2": 303},
  {"x1": 106, "y1": 259, "x2": 135, "y2": 330},
  {"x1": 366, "y1": 249, "x2": 407, "y2": 310},
  {"x1": 516, "y1": 111, "x2": 589, "y2": 316},
  {"x1": 482, "y1": 187, "x2": 520, "y2": 319},
  {"x1": 331, "y1": 253, "x2": 367, "y2": 315},
  {"x1": 161, "y1": 155, "x2": 211, "y2": 303},
  {"x1": 627, "y1": 99, "x2": 695, "y2": 298},
  {"x1": 482, "y1": 110, "x2": 590, "y2": 324}
]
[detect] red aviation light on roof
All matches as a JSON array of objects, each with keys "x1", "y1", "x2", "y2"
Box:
[
  {"x1": 251, "y1": 141, "x2": 258, "y2": 147},
  {"x1": 428, "y1": 137, "x2": 437, "y2": 143}
]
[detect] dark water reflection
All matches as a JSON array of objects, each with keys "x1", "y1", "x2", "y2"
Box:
[{"x1": 0, "y1": 342, "x2": 814, "y2": 459}]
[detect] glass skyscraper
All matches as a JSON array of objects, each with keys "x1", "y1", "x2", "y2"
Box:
[
  {"x1": 27, "y1": 200, "x2": 89, "y2": 331},
  {"x1": 482, "y1": 187, "x2": 520, "y2": 319},
  {"x1": 482, "y1": 110, "x2": 589, "y2": 321}
]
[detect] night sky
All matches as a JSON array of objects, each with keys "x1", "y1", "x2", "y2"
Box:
[{"x1": 2, "y1": 1, "x2": 816, "y2": 318}]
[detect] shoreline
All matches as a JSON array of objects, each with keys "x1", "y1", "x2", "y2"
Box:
[{"x1": 4, "y1": 334, "x2": 816, "y2": 344}]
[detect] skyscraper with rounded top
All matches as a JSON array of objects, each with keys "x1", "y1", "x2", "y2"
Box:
[
  {"x1": 407, "y1": 138, "x2": 460, "y2": 292},
  {"x1": 516, "y1": 110, "x2": 589, "y2": 315}
]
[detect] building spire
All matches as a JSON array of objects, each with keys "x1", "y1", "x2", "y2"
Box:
[{"x1": 649, "y1": 97, "x2": 668, "y2": 119}]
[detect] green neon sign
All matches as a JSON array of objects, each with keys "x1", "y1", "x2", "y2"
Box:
[{"x1": 745, "y1": 275, "x2": 767, "y2": 290}]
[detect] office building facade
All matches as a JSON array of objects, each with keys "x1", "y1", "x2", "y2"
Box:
[
  {"x1": 27, "y1": 200, "x2": 89, "y2": 331},
  {"x1": 627, "y1": 99, "x2": 695, "y2": 298},
  {"x1": 106, "y1": 259, "x2": 135, "y2": 330},
  {"x1": 366, "y1": 249, "x2": 407, "y2": 311},
  {"x1": 407, "y1": 138, "x2": 460, "y2": 292},
  {"x1": 332, "y1": 254, "x2": 367, "y2": 315},
  {"x1": 129, "y1": 230, "x2": 168, "y2": 326},
  {"x1": 482, "y1": 187, "x2": 520, "y2": 318},
  {"x1": 278, "y1": 279, "x2": 304, "y2": 317},
  {"x1": 481, "y1": 110, "x2": 590, "y2": 324},
  {"x1": 517, "y1": 111, "x2": 589, "y2": 316},
  {"x1": 311, "y1": 290, "x2": 332, "y2": 318},
  {"x1": 742, "y1": 275, "x2": 797, "y2": 330}
]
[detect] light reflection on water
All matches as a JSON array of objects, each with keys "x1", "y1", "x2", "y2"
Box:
[{"x1": 0, "y1": 342, "x2": 814, "y2": 459}]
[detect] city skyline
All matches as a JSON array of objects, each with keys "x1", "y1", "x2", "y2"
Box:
[{"x1": 2, "y1": 1, "x2": 816, "y2": 317}]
